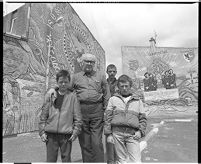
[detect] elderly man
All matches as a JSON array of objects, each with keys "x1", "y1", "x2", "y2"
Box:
[{"x1": 46, "y1": 53, "x2": 111, "y2": 162}]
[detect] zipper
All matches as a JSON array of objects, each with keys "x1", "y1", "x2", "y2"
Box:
[{"x1": 57, "y1": 109, "x2": 61, "y2": 134}]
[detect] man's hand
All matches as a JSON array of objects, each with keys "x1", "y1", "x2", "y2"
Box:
[
  {"x1": 69, "y1": 134, "x2": 76, "y2": 142},
  {"x1": 133, "y1": 131, "x2": 141, "y2": 140},
  {"x1": 107, "y1": 135, "x2": 114, "y2": 144},
  {"x1": 45, "y1": 88, "x2": 57, "y2": 102},
  {"x1": 41, "y1": 133, "x2": 48, "y2": 142}
]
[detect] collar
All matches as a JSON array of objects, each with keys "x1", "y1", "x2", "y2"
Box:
[
  {"x1": 107, "y1": 77, "x2": 117, "y2": 84},
  {"x1": 113, "y1": 92, "x2": 140, "y2": 101},
  {"x1": 82, "y1": 70, "x2": 96, "y2": 77}
]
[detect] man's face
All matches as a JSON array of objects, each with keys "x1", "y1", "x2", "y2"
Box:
[
  {"x1": 118, "y1": 81, "x2": 131, "y2": 96},
  {"x1": 107, "y1": 67, "x2": 117, "y2": 78},
  {"x1": 57, "y1": 76, "x2": 70, "y2": 93},
  {"x1": 82, "y1": 60, "x2": 95, "y2": 73}
]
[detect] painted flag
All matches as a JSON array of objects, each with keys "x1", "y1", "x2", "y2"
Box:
[{"x1": 183, "y1": 50, "x2": 195, "y2": 62}]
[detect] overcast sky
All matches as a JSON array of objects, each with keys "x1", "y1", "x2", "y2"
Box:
[
  {"x1": 71, "y1": 3, "x2": 198, "y2": 77},
  {"x1": 4, "y1": 2, "x2": 198, "y2": 77}
]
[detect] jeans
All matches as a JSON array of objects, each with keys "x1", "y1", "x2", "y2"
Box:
[
  {"x1": 46, "y1": 133, "x2": 72, "y2": 162},
  {"x1": 113, "y1": 131, "x2": 141, "y2": 163}
]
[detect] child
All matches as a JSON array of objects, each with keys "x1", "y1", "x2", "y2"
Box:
[
  {"x1": 106, "y1": 64, "x2": 118, "y2": 163},
  {"x1": 104, "y1": 75, "x2": 147, "y2": 163},
  {"x1": 38, "y1": 70, "x2": 82, "y2": 162}
]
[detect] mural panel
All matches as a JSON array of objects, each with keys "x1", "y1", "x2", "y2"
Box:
[
  {"x1": 3, "y1": 3, "x2": 105, "y2": 136},
  {"x1": 122, "y1": 44, "x2": 198, "y2": 116}
]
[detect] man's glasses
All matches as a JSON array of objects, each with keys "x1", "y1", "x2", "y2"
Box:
[{"x1": 83, "y1": 60, "x2": 95, "y2": 64}]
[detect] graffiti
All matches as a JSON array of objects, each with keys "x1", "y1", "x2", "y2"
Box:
[
  {"x1": 144, "y1": 88, "x2": 179, "y2": 101},
  {"x1": 144, "y1": 104, "x2": 190, "y2": 116},
  {"x1": 3, "y1": 3, "x2": 105, "y2": 136},
  {"x1": 149, "y1": 50, "x2": 168, "y2": 56}
]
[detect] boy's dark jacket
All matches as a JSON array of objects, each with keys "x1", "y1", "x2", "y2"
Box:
[
  {"x1": 38, "y1": 90, "x2": 82, "y2": 137},
  {"x1": 104, "y1": 93, "x2": 147, "y2": 137}
]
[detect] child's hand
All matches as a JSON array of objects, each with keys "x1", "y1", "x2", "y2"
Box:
[
  {"x1": 41, "y1": 133, "x2": 48, "y2": 142},
  {"x1": 107, "y1": 135, "x2": 114, "y2": 144},
  {"x1": 69, "y1": 134, "x2": 76, "y2": 142},
  {"x1": 133, "y1": 131, "x2": 141, "y2": 140}
]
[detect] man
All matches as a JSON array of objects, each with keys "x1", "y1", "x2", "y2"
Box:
[
  {"x1": 106, "y1": 64, "x2": 118, "y2": 163},
  {"x1": 104, "y1": 75, "x2": 147, "y2": 163},
  {"x1": 46, "y1": 53, "x2": 111, "y2": 162}
]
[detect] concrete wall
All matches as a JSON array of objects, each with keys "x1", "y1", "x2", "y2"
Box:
[{"x1": 3, "y1": 3, "x2": 105, "y2": 136}]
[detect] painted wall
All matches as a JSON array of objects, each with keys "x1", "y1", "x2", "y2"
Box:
[
  {"x1": 122, "y1": 45, "x2": 198, "y2": 116},
  {"x1": 3, "y1": 3, "x2": 105, "y2": 136}
]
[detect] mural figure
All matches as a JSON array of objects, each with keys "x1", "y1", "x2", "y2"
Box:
[
  {"x1": 149, "y1": 73, "x2": 157, "y2": 91},
  {"x1": 162, "y1": 70, "x2": 171, "y2": 89},
  {"x1": 169, "y1": 69, "x2": 177, "y2": 89},
  {"x1": 143, "y1": 72, "x2": 157, "y2": 92},
  {"x1": 3, "y1": 79, "x2": 21, "y2": 135},
  {"x1": 143, "y1": 72, "x2": 150, "y2": 92},
  {"x1": 162, "y1": 69, "x2": 176, "y2": 89},
  {"x1": 3, "y1": 43, "x2": 30, "y2": 135}
]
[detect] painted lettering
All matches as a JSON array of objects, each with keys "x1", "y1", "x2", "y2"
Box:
[{"x1": 50, "y1": 13, "x2": 56, "y2": 20}]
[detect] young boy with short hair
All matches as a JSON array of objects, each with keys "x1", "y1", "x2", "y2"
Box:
[
  {"x1": 38, "y1": 69, "x2": 82, "y2": 162},
  {"x1": 104, "y1": 74, "x2": 147, "y2": 163}
]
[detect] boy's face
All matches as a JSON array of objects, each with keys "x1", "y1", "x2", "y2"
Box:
[
  {"x1": 57, "y1": 76, "x2": 70, "y2": 93},
  {"x1": 118, "y1": 81, "x2": 131, "y2": 96},
  {"x1": 107, "y1": 67, "x2": 117, "y2": 78}
]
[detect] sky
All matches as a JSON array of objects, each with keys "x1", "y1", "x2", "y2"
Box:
[{"x1": 4, "y1": 2, "x2": 198, "y2": 77}]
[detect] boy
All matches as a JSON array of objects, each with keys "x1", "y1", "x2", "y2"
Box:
[
  {"x1": 38, "y1": 70, "x2": 82, "y2": 162},
  {"x1": 106, "y1": 64, "x2": 118, "y2": 163},
  {"x1": 106, "y1": 64, "x2": 118, "y2": 96},
  {"x1": 104, "y1": 75, "x2": 147, "y2": 163}
]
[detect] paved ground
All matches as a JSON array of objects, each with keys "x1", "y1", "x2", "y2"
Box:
[
  {"x1": 142, "y1": 115, "x2": 198, "y2": 162},
  {"x1": 3, "y1": 110, "x2": 198, "y2": 163}
]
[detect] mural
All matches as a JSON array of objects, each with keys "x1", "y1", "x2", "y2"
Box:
[
  {"x1": 122, "y1": 38, "x2": 198, "y2": 116},
  {"x1": 3, "y1": 3, "x2": 105, "y2": 136}
]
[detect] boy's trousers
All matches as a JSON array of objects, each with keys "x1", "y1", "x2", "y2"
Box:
[
  {"x1": 46, "y1": 132, "x2": 72, "y2": 162},
  {"x1": 113, "y1": 130, "x2": 141, "y2": 163}
]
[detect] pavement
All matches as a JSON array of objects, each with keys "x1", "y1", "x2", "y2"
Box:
[{"x1": 2, "y1": 108, "x2": 198, "y2": 163}]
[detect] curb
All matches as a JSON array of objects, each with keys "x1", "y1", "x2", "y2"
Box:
[
  {"x1": 3, "y1": 130, "x2": 39, "y2": 138},
  {"x1": 164, "y1": 119, "x2": 192, "y2": 122}
]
